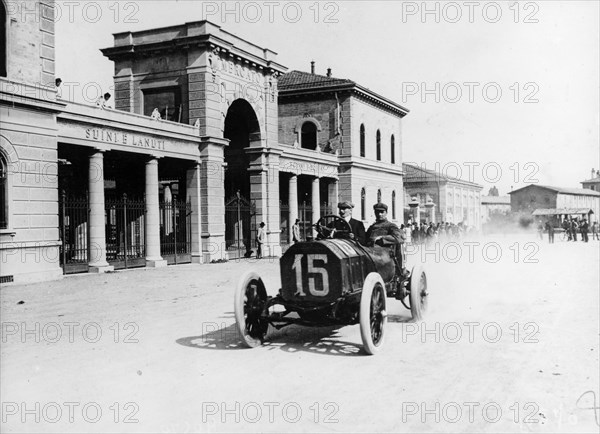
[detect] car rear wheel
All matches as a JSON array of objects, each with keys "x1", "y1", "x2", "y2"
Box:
[
  {"x1": 409, "y1": 266, "x2": 428, "y2": 321},
  {"x1": 360, "y1": 272, "x2": 387, "y2": 355},
  {"x1": 234, "y1": 271, "x2": 268, "y2": 348}
]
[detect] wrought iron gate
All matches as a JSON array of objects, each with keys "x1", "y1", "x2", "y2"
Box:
[
  {"x1": 225, "y1": 193, "x2": 255, "y2": 255},
  {"x1": 59, "y1": 192, "x2": 89, "y2": 275},
  {"x1": 160, "y1": 197, "x2": 192, "y2": 264},
  {"x1": 105, "y1": 194, "x2": 146, "y2": 270}
]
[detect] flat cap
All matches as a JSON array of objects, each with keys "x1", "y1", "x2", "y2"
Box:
[
  {"x1": 337, "y1": 201, "x2": 354, "y2": 209},
  {"x1": 373, "y1": 202, "x2": 388, "y2": 211}
]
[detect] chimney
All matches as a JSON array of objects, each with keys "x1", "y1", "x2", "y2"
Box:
[
  {"x1": 310, "y1": 61, "x2": 315, "y2": 74},
  {"x1": 593, "y1": 168, "x2": 596, "y2": 179},
  {"x1": 326, "y1": 68, "x2": 332, "y2": 77}
]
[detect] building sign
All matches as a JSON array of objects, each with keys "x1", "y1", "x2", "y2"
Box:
[
  {"x1": 85, "y1": 128, "x2": 166, "y2": 151},
  {"x1": 209, "y1": 51, "x2": 265, "y2": 85},
  {"x1": 279, "y1": 158, "x2": 338, "y2": 178}
]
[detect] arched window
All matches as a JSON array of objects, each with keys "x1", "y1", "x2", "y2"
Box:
[
  {"x1": 359, "y1": 124, "x2": 365, "y2": 157},
  {"x1": 301, "y1": 121, "x2": 317, "y2": 150},
  {"x1": 390, "y1": 135, "x2": 395, "y2": 164},
  {"x1": 1, "y1": 0, "x2": 6, "y2": 77},
  {"x1": 376, "y1": 130, "x2": 381, "y2": 161},
  {"x1": 361, "y1": 188, "x2": 366, "y2": 220},
  {"x1": 377, "y1": 189, "x2": 382, "y2": 203},
  {"x1": 392, "y1": 191, "x2": 396, "y2": 220},
  {"x1": 0, "y1": 153, "x2": 7, "y2": 229}
]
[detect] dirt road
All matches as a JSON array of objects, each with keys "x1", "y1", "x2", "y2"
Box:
[{"x1": 1, "y1": 234, "x2": 599, "y2": 433}]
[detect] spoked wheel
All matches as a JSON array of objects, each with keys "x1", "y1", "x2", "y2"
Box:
[
  {"x1": 234, "y1": 271, "x2": 269, "y2": 348},
  {"x1": 408, "y1": 265, "x2": 428, "y2": 321},
  {"x1": 360, "y1": 272, "x2": 387, "y2": 355}
]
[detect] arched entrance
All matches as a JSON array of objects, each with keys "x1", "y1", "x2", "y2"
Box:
[
  {"x1": 223, "y1": 99, "x2": 261, "y2": 199},
  {"x1": 223, "y1": 99, "x2": 261, "y2": 255}
]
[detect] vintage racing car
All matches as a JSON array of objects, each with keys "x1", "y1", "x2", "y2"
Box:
[{"x1": 234, "y1": 215, "x2": 429, "y2": 354}]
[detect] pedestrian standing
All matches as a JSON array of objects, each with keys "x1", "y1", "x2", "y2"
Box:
[
  {"x1": 292, "y1": 219, "x2": 301, "y2": 244},
  {"x1": 256, "y1": 222, "x2": 265, "y2": 259},
  {"x1": 545, "y1": 221, "x2": 554, "y2": 244},
  {"x1": 580, "y1": 219, "x2": 589, "y2": 243},
  {"x1": 592, "y1": 221, "x2": 599, "y2": 240}
]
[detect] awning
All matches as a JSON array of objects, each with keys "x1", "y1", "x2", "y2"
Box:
[{"x1": 532, "y1": 208, "x2": 594, "y2": 216}]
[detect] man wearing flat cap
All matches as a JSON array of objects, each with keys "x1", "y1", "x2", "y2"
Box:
[
  {"x1": 335, "y1": 201, "x2": 367, "y2": 244},
  {"x1": 366, "y1": 202, "x2": 405, "y2": 255}
]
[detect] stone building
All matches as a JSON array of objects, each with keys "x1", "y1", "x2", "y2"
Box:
[
  {"x1": 509, "y1": 184, "x2": 600, "y2": 223},
  {"x1": 402, "y1": 163, "x2": 483, "y2": 227},
  {"x1": 101, "y1": 22, "x2": 410, "y2": 252},
  {"x1": 277, "y1": 67, "x2": 408, "y2": 242},
  {"x1": 1, "y1": 1, "x2": 202, "y2": 283},
  {"x1": 1, "y1": 5, "x2": 411, "y2": 282}
]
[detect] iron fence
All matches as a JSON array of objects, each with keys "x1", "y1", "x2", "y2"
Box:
[
  {"x1": 225, "y1": 193, "x2": 256, "y2": 256},
  {"x1": 160, "y1": 197, "x2": 192, "y2": 264},
  {"x1": 59, "y1": 192, "x2": 89, "y2": 274},
  {"x1": 105, "y1": 194, "x2": 146, "y2": 269}
]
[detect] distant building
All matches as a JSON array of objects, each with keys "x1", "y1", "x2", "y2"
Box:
[
  {"x1": 509, "y1": 184, "x2": 600, "y2": 223},
  {"x1": 402, "y1": 163, "x2": 483, "y2": 227},
  {"x1": 481, "y1": 195, "x2": 511, "y2": 223},
  {"x1": 581, "y1": 168, "x2": 600, "y2": 192}
]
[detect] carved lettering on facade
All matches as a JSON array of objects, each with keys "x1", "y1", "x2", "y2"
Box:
[
  {"x1": 85, "y1": 128, "x2": 166, "y2": 151},
  {"x1": 212, "y1": 53, "x2": 265, "y2": 85}
]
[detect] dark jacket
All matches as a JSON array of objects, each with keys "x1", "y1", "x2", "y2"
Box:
[
  {"x1": 332, "y1": 217, "x2": 367, "y2": 245},
  {"x1": 348, "y1": 218, "x2": 367, "y2": 245}
]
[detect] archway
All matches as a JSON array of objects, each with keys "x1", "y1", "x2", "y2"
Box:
[
  {"x1": 223, "y1": 99, "x2": 261, "y2": 254},
  {"x1": 223, "y1": 99, "x2": 261, "y2": 199}
]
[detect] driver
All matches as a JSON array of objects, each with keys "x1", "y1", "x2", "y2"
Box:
[
  {"x1": 335, "y1": 201, "x2": 367, "y2": 244},
  {"x1": 366, "y1": 202, "x2": 407, "y2": 273}
]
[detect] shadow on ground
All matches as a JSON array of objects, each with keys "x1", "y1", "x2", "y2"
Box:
[{"x1": 176, "y1": 321, "x2": 366, "y2": 357}]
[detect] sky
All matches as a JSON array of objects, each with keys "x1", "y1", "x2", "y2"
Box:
[{"x1": 53, "y1": 0, "x2": 600, "y2": 195}]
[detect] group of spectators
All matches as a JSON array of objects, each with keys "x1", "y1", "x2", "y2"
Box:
[
  {"x1": 404, "y1": 221, "x2": 474, "y2": 245},
  {"x1": 538, "y1": 218, "x2": 599, "y2": 243}
]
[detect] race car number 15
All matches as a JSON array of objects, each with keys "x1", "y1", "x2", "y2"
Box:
[{"x1": 292, "y1": 254, "x2": 330, "y2": 297}]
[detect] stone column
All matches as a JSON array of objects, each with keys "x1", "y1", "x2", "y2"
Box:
[
  {"x1": 328, "y1": 179, "x2": 339, "y2": 214},
  {"x1": 186, "y1": 162, "x2": 203, "y2": 264},
  {"x1": 289, "y1": 174, "x2": 298, "y2": 244},
  {"x1": 311, "y1": 177, "x2": 320, "y2": 238},
  {"x1": 88, "y1": 150, "x2": 113, "y2": 273},
  {"x1": 200, "y1": 137, "x2": 228, "y2": 262},
  {"x1": 145, "y1": 158, "x2": 167, "y2": 267},
  {"x1": 247, "y1": 147, "x2": 282, "y2": 257}
]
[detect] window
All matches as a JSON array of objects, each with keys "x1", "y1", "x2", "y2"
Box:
[
  {"x1": 392, "y1": 191, "x2": 396, "y2": 220},
  {"x1": 143, "y1": 87, "x2": 182, "y2": 122},
  {"x1": 376, "y1": 130, "x2": 381, "y2": 161},
  {"x1": 360, "y1": 124, "x2": 365, "y2": 157},
  {"x1": 390, "y1": 135, "x2": 395, "y2": 164},
  {"x1": 300, "y1": 121, "x2": 317, "y2": 150},
  {"x1": 1, "y1": 1, "x2": 6, "y2": 77},
  {"x1": 0, "y1": 153, "x2": 7, "y2": 229},
  {"x1": 361, "y1": 188, "x2": 366, "y2": 220}
]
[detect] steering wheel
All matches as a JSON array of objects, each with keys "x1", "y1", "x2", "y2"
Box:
[{"x1": 314, "y1": 215, "x2": 353, "y2": 240}]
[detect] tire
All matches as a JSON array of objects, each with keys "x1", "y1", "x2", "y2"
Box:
[
  {"x1": 409, "y1": 266, "x2": 428, "y2": 321},
  {"x1": 360, "y1": 272, "x2": 387, "y2": 355},
  {"x1": 234, "y1": 271, "x2": 268, "y2": 348}
]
